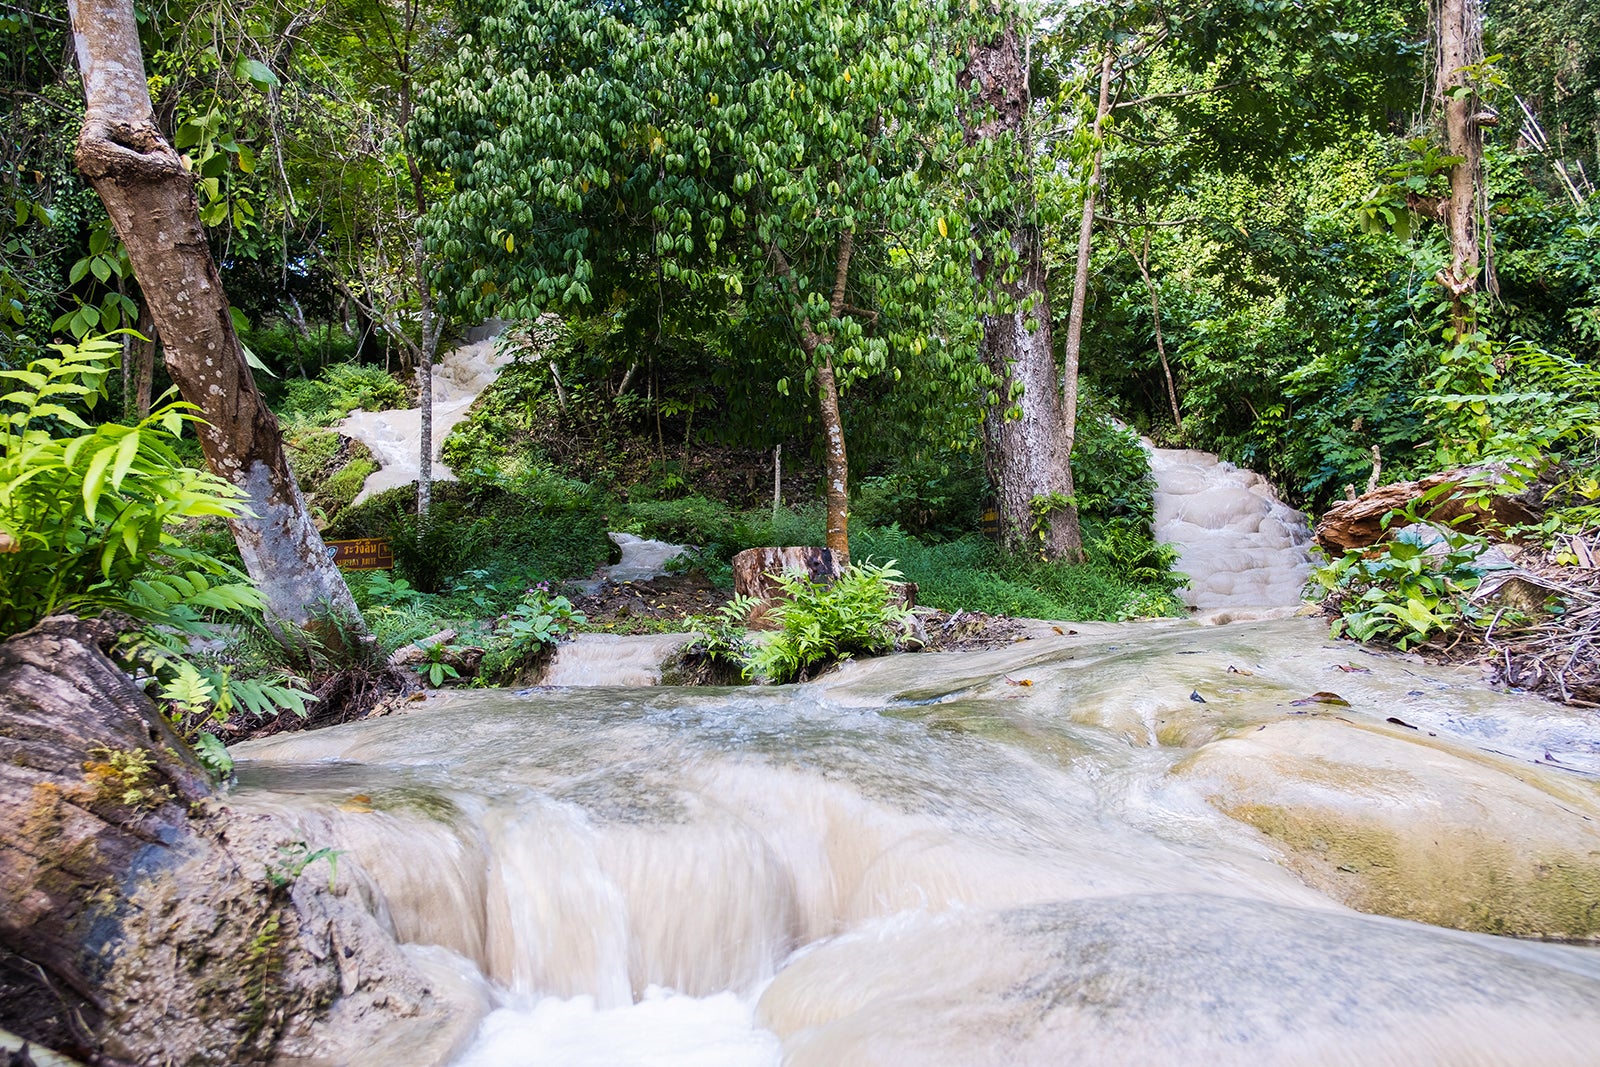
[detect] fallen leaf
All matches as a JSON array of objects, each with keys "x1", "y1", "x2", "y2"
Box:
[
  {"x1": 1291, "y1": 692, "x2": 1350, "y2": 707},
  {"x1": 1005, "y1": 677, "x2": 1033, "y2": 687}
]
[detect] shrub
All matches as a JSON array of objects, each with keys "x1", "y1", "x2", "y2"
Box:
[
  {"x1": 1310, "y1": 520, "x2": 1499, "y2": 650},
  {"x1": 481, "y1": 583, "x2": 587, "y2": 682},
  {"x1": 746, "y1": 562, "x2": 912, "y2": 683},
  {"x1": 0, "y1": 335, "x2": 312, "y2": 774},
  {"x1": 850, "y1": 451, "x2": 986, "y2": 540},
  {"x1": 626, "y1": 494, "x2": 736, "y2": 544},
  {"x1": 278, "y1": 362, "x2": 407, "y2": 430}
]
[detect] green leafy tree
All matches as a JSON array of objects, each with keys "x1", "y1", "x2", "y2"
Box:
[{"x1": 418, "y1": 0, "x2": 985, "y2": 561}]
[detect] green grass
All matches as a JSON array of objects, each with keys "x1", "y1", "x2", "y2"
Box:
[{"x1": 852, "y1": 525, "x2": 1185, "y2": 622}]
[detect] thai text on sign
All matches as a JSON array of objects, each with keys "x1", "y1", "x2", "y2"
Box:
[{"x1": 326, "y1": 538, "x2": 394, "y2": 571}]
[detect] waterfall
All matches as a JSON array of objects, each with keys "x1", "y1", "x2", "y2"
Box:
[
  {"x1": 339, "y1": 335, "x2": 513, "y2": 504},
  {"x1": 232, "y1": 617, "x2": 1600, "y2": 1066},
  {"x1": 1147, "y1": 445, "x2": 1316, "y2": 618}
]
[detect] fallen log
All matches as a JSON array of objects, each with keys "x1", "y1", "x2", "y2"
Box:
[{"x1": 1314, "y1": 465, "x2": 1543, "y2": 554}]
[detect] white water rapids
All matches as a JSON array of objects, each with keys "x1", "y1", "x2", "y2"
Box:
[{"x1": 256, "y1": 370, "x2": 1600, "y2": 1064}]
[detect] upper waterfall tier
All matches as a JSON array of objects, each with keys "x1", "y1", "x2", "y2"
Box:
[{"x1": 1148, "y1": 445, "x2": 1315, "y2": 616}]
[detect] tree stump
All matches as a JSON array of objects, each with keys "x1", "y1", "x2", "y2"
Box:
[
  {"x1": 732, "y1": 547, "x2": 843, "y2": 600},
  {"x1": 0, "y1": 617, "x2": 461, "y2": 1066}
]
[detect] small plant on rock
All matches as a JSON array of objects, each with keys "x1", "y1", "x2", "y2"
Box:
[
  {"x1": 682, "y1": 594, "x2": 758, "y2": 672},
  {"x1": 482, "y1": 583, "x2": 587, "y2": 681}
]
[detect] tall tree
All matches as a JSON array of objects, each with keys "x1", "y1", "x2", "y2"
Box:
[
  {"x1": 1432, "y1": 0, "x2": 1486, "y2": 334},
  {"x1": 420, "y1": 0, "x2": 982, "y2": 562},
  {"x1": 1061, "y1": 42, "x2": 1115, "y2": 452},
  {"x1": 68, "y1": 0, "x2": 368, "y2": 649},
  {"x1": 962, "y1": 17, "x2": 1084, "y2": 560}
]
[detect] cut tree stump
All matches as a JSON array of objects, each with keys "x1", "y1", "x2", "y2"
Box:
[
  {"x1": 0, "y1": 617, "x2": 465, "y2": 1066},
  {"x1": 732, "y1": 547, "x2": 843, "y2": 600},
  {"x1": 731, "y1": 547, "x2": 917, "y2": 627}
]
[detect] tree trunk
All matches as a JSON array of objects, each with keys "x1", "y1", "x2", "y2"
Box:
[
  {"x1": 69, "y1": 0, "x2": 368, "y2": 653},
  {"x1": 1433, "y1": 0, "x2": 1483, "y2": 335},
  {"x1": 814, "y1": 352, "x2": 850, "y2": 563},
  {"x1": 772, "y1": 236, "x2": 855, "y2": 565},
  {"x1": 0, "y1": 617, "x2": 465, "y2": 1066},
  {"x1": 962, "y1": 21, "x2": 1084, "y2": 561},
  {"x1": 1111, "y1": 225, "x2": 1182, "y2": 430},
  {"x1": 1062, "y1": 44, "x2": 1115, "y2": 453},
  {"x1": 133, "y1": 301, "x2": 156, "y2": 420},
  {"x1": 732, "y1": 546, "x2": 842, "y2": 600},
  {"x1": 414, "y1": 237, "x2": 435, "y2": 518}
]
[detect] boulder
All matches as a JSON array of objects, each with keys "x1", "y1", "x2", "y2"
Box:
[
  {"x1": 0, "y1": 617, "x2": 472, "y2": 1066},
  {"x1": 1314, "y1": 465, "x2": 1542, "y2": 553}
]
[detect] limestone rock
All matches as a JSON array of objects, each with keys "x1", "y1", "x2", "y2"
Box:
[
  {"x1": 0, "y1": 617, "x2": 473, "y2": 1066},
  {"x1": 1176, "y1": 717, "x2": 1600, "y2": 939}
]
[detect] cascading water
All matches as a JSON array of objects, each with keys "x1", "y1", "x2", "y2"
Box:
[
  {"x1": 233, "y1": 616, "x2": 1600, "y2": 1065},
  {"x1": 1148, "y1": 445, "x2": 1316, "y2": 617},
  {"x1": 339, "y1": 335, "x2": 513, "y2": 504},
  {"x1": 232, "y1": 435, "x2": 1600, "y2": 1064}
]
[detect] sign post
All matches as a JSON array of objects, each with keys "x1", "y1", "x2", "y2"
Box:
[{"x1": 325, "y1": 538, "x2": 394, "y2": 571}]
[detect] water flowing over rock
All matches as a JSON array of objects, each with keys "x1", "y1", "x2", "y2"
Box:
[
  {"x1": 604, "y1": 533, "x2": 691, "y2": 583},
  {"x1": 231, "y1": 616, "x2": 1600, "y2": 1065},
  {"x1": 339, "y1": 335, "x2": 512, "y2": 504},
  {"x1": 1148, "y1": 446, "x2": 1316, "y2": 618},
  {"x1": 537, "y1": 632, "x2": 695, "y2": 687}
]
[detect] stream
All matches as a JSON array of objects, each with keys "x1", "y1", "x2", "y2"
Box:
[{"x1": 265, "y1": 341, "x2": 1600, "y2": 1064}]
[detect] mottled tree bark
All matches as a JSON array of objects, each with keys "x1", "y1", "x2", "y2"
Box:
[
  {"x1": 962, "y1": 22, "x2": 1083, "y2": 560},
  {"x1": 68, "y1": 0, "x2": 367, "y2": 651},
  {"x1": 1061, "y1": 44, "x2": 1115, "y2": 453},
  {"x1": 1433, "y1": 0, "x2": 1484, "y2": 334}
]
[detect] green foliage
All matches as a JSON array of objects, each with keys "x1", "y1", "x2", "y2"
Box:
[
  {"x1": 852, "y1": 525, "x2": 1185, "y2": 622},
  {"x1": 266, "y1": 841, "x2": 340, "y2": 891},
  {"x1": 849, "y1": 451, "x2": 986, "y2": 541},
  {"x1": 388, "y1": 513, "x2": 490, "y2": 594},
  {"x1": 411, "y1": 640, "x2": 462, "y2": 686},
  {"x1": 84, "y1": 745, "x2": 177, "y2": 810},
  {"x1": 682, "y1": 594, "x2": 758, "y2": 669},
  {"x1": 0, "y1": 334, "x2": 313, "y2": 774},
  {"x1": 626, "y1": 495, "x2": 735, "y2": 546},
  {"x1": 0, "y1": 335, "x2": 253, "y2": 633},
  {"x1": 1309, "y1": 502, "x2": 1502, "y2": 650},
  {"x1": 279, "y1": 362, "x2": 406, "y2": 430},
  {"x1": 746, "y1": 562, "x2": 912, "y2": 683},
  {"x1": 482, "y1": 583, "x2": 586, "y2": 682}
]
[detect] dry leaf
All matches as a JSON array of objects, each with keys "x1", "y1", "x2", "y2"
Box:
[{"x1": 1291, "y1": 692, "x2": 1350, "y2": 707}]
